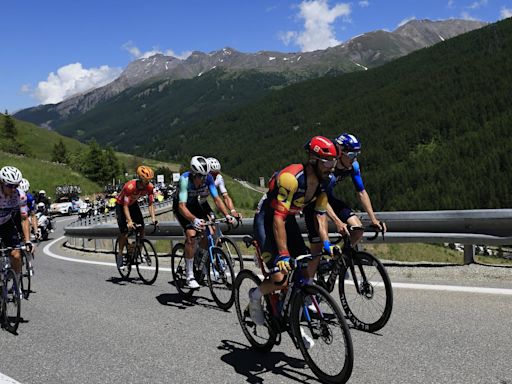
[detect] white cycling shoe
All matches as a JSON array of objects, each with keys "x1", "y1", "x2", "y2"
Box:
[
  {"x1": 186, "y1": 277, "x2": 200, "y2": 289},
  {"x1": 300, "y1": 326, "x2": 315, "y2": 349}
]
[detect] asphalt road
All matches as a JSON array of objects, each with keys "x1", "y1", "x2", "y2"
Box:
[{"x1": 1, "y1": 216, "x2": 511, "y2": 384}]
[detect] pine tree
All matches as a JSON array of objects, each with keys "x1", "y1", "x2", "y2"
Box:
[
  {"x1": 51, "y1": 139, "x2": 69, "y2": 163},
  {"x1": 2, "y1": 110, "x2": 17, "y2": 139}
]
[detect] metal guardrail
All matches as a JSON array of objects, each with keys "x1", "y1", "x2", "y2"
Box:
[{"x1": 64, "y1": 209, "x2": 512, "y2": 264}]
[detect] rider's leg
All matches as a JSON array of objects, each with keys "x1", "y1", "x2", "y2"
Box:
[{"x1": 184, "y1": 228, "x2": 197, "y2": 275}]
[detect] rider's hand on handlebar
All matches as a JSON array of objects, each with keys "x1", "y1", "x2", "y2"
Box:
[
  {"x1": 127, "y1": 220, "x2": 136, "y2": 230},
  {"x1": 193, "y1": 217, "x2": 206, "y2": 231},
  {"x1": 336, "y1": 221, "x2": 349, "y2": 236},
  {"x1": 25, "y1": 241, "x2": 34, "y2": 253},
  {"x1": 231, "y1": 210, "x2": 243, "y2": 220},
  {"x1": 370, "y1": 220, "x2": 386, "y2": 233},
  {"x1": 275, "y1": 253, "x2": 292, "y2": 273},
  {"x1": 152, "y1": 220, "x2": 159, "y2": 228},
  {"x1": 225, "y1": 214, "x2": 237, "y2": 226}
]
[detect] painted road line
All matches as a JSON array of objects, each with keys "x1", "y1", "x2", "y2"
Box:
[
  {"x1": 44, "y1": 236, "x2": 512, "y2": 296},
  {"x1": 0, "y1": 372, "x2": 21, "y2": 384}
]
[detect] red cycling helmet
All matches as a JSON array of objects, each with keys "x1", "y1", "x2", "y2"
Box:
[{"x1": 306, "y1": 136, "x2": 337, "y2": 159}]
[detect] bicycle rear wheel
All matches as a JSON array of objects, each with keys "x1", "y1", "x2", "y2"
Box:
[
  {"x1": 207, "y1": 247, "x2": 235, "y2": 310},
  {"x1": 20, "y1": 250, "x2": 32, "y2": 299},
  {"x1": 338, "y1": 251, "x2": 393, "y2": 333},
  {"x1": 218, "y1": 236, "x2": 244, "y2": 276},
  {"x1": 114, "y1": 239, "x2": 132, "y2": 279},
  {"x1": 290, "y1": 284, "x2": 353, "y2": 384},
  {"x1": 136, "y1": 239, "x2": 159, "y2": 285},
  {"x1": 3, "y1": 270, "x2": 21, "y2": 333},
  {"x1": 234, "y1": 270, "x2": 277, "y2": 352},
  {"x1": 171, "y1": 243, "x2": 195, "y2": 299}
]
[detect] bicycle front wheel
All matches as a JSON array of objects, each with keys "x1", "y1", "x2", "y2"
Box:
[
  {"x1": 114, "y1": 239, "x2": 132, "y2": 280},
  {"x1": 207, "y1": 246, "x2": 235, "y2": 310},
  {"x1": 290, "y1": 284, "x2": 353, "y2": 384},
  {"x1": 234, "y1": 270, "x2": 277, "y2": 352},
  {"x1": 4, "y1": 270, "x2": 21, "y2": 333},
  {"x1": 136, "y1": 239, "x2": 159, "y2": 285},
  {"x1": 218, "y1": 236, "x2": 244, "y2": 276},
  {"x1": 338, "y1": 251, "x2": 393, "y2": 333},
  {"x1": 20, "y1": 250, "x2": 32, "y2": 299}
]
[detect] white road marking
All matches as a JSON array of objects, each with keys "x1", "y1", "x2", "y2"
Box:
[
  {"x1": 43, "y1": 236, "x2": 172, "y2": 271},
  {"x1": 0, "y1": 372, "x2": 21, "y2": 384},
  {"x1": 44, "y1": 236, "x2": 512, "y2": 295}
]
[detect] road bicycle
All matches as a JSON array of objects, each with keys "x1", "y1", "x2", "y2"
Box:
[
  {"x1": 234, "y1": 235, "x2": 353, "y2": 384},
  {"x1": 212, "y1": 218, "x2": 244, "y2": 276},
  {"x1": 19, "y1": 243, "x2": 34, "y2": 300},
  {"x1": 114, "y1": 223, "x2": 159, "y2": 285},
  {"x1": 316, "y1": 225, "x2": 393, "y2": 333},
  {"x1": 171, "y1": 218, "x2": 235, "y2": 310},
  {"x1": 0, "y1": 242, "x2": 21, "y2": 333}
]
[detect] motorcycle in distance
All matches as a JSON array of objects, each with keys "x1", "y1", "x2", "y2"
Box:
[
  {"x1": 35, "y1": 202, "x2": 55, "y2": 241},
  {"x1": 78, "y1": 198, "x2": 94, "y2": 219}
]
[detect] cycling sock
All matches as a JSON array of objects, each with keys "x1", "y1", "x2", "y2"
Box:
[
  {"x1": 185, "y1": 258, "x2": 194, "y2": 278},
  {"x1": 250, "y1": 287, "x2": 262, "y2": 300}
]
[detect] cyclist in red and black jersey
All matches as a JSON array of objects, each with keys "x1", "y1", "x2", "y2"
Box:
[
  {"x1": 249, "y1": 136, "x2": 337, "y2": 325},
  {"x1": 115, "y1": 166, "x2": 158, "y2": 270}
]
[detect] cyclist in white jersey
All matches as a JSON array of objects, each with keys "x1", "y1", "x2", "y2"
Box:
[
  {"x1": 18, "y1": 178, "x2": 38, "y2": 241},
  {"x1": 207, "y1": 157, "x2": 242, "y2": 219},
  {"x1": 0, "y1": 166, "x2": 32, "y2": 279}
]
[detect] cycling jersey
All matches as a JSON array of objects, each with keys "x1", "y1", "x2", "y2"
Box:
[
  {"x1": 266, "y1": 164, "x2": 328, "y2": 218},
  {"x1": 212, "y1": 173, "x2": 228, "y2": 195},
  {"x1": 18, "y1": 188, "x2": 29, "y2": 218},
  {"x1": 177, "y1": 171, "x2": 218, "y2": 204},
  {"x1": 325, "y1": 161, "x2": 365, "y2": 195},
  {"x1": 0, "y1": 187, "x2": 21, "y2": 226},
  {"x1": 116, "y1": 180, "x2": 154, "y2": 206},
  {"x1": 26, "y1": 192, "x2": 35, "y2": 213}
]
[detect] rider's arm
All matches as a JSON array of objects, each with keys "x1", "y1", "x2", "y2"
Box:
[
  {"x1": 357, "y1": 189, "x2": 383, "y2": 228},
  {"x1": 273, "y1": 214, "x2": 288, "y2": 255},
  {"x1": 122, "y1": 204, "x2": 134, "y2": 227},
  {"x1": 213, "y1": 195, "x2": 230, "y2": 217},
  {"x1": 178, "y1": 202, "x2": 197, "y2": 222},
  {"x1": 314, "y1": 192, "x2": 331, "y2": 242}
]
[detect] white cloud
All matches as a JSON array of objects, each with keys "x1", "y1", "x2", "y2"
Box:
[
  {"x1": 398, "y1": 16, "x2": 416, "y2": 27},
  {"x1": 122, "y1": 41, "x2": 191, "y2": 60},
  {"x1": 280, "y1": 0, "x2": 351, "y2": 52},
  {"x1": 27, "y1": 63, "x2": 122, "y2": 105},
  {"x1": 500, "y1": 6, "x2": 512, "y2": 18},
  {"x1": 467, "y1": 0, "x2": 488, "y2": 9},
  {"x1": 447, "y1": 0, "x2": 455, "y2": 9},
  {"x1": 358, "y1": 0, "x2": 369, "y2": 7},
  {"x1": 460, "y1": 11, "x2": 477, "y2": 20}
]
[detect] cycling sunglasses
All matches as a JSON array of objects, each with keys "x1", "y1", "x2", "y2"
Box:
[
  {"x1": 342, "y1": 151, "x2": 360, "y2": 160},
  {"x1": 316, "y1": 157, "x2": 337, "y2": 168}
]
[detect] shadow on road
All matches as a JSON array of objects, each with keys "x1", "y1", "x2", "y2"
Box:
[
  {"x1": 156, "y1": 291, "x2": 230, "y2": 313},
  {"x1": 105, "y1": 276, "x2": 145, "y2": 286},
  {"x1": 218, "y1": 339, "x2": 318, "y2": 384}
]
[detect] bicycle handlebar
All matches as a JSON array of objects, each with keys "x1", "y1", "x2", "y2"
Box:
[{"x1": 330, "y1": 223, "x2": 385, "y2": 245}]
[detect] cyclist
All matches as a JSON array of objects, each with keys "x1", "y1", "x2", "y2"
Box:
[
  {"x1": 173, "y1": 156, "x2": 237, "y2": 289},
  {"x1": 249, "y1": 136, "x2": 337, "y2": 326},
  {"x1": 207, "y1": 157, "x2": 242, "y2": 219},
  {"x1": 306, "y1": 133, "x2": 386, "y2": 246},
  {"x1": 18, "y1": 178, "x2": 38, "y2": 240},
  {"x1": 0, "y1": 166, "x2": 32, "y2": 282},
  {"x1": 115, "y1": 166, "x2": 158, "y2": 270}
]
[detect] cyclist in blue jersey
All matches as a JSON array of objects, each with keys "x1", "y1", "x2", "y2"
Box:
[
  {"x1": 173, "y1": 156, "x2": 237, "y2": 289},
  {"x1": 304, "y1": 133, "x2": 385, "y2": 245}
]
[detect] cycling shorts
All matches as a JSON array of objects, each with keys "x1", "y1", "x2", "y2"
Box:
[
  {"x1": 115, "y1": 203, "x2": 144, "y2": 234},
  {"x1": 303, "y1": 195, "x2": 355, "y2": 243},
  {"x1": 253, "y1": 199, "x2": 308, "y2": 269},
  {"x1": 0, "y1": 215, "x2": 22, "y2": 248},
  {"x1": 173, "y1": 200, "x2": 213, "y2": 230}
]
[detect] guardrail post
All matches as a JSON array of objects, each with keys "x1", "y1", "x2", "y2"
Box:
[{"x1": 463, "y1": 244, "x2": 475, "y2": 265}]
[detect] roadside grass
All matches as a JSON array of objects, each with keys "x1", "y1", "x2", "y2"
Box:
[{"x1": 0, "y1": 152, "x2": 102, "y2": 196}]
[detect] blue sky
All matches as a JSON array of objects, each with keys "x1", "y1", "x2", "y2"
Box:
[{"x1": 1, "y1": 0, "x2": 511, "y2": 113}]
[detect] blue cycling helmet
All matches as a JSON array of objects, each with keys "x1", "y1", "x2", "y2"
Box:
[{"x1": 334, "y1": 133, "x2": 361, "y2": 151}]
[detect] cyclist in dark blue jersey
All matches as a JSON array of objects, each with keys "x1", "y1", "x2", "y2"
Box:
[
  {"x1": 304, "y1": 133, "x2": 385, "y2": 245},
  {"x1": 173, "y1": 156, "x2": 236, "y2": 289}
]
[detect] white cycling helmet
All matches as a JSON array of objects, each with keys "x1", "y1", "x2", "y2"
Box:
[
  {"x1": 207, "y1": 157, "x2": 221, "y2": 172},
  {"x1": 19, "y1": 178, "x2": 30, "y2": 192},
  {"x1": 0, "y1": 166, "x2": 23, "y2": 185},
  {"x1": 39, "y1": 190, "x2": 46, "y2": 195},
  {"x1": 190, "y1": 156, "x2": 210, "y2": 176}
]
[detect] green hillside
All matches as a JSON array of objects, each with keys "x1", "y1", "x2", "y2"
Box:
[
  {"x1": 54, "y1": 69, "x2": 292, "y2": 155},
  {"x1": 156, "y1": 18, "x2": 512, "y2": 211}
]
